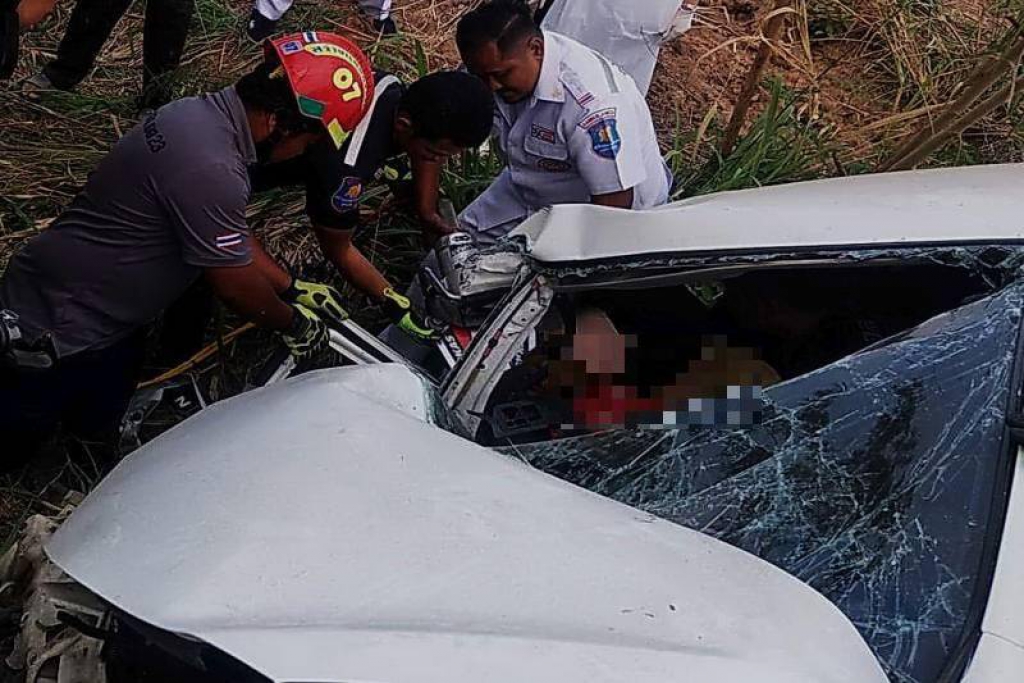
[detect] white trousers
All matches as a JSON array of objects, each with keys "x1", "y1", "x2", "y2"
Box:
[{"x1": 255, "y1": 0, "x2": 392, "y2": 22}]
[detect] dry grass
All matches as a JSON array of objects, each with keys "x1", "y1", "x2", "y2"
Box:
[{"x1": 653, "y1": 0, "x2": 1024, "y2": 173}]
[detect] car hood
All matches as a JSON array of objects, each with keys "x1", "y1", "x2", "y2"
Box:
[{"x1": 47, "y1": 364, "x2": 885, "y2": 683}]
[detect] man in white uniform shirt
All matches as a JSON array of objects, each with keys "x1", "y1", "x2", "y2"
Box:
[{"x1": 455, "y1": 0, "x2": 672, "y2": 245}]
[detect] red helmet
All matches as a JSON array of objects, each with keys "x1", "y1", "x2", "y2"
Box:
[{"x1": 266, "y1": 31, "x2": 374, "y2": 149}]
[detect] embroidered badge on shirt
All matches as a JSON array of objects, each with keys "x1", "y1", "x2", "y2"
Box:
[
  {"x1": 538, "y1": 158, "x2": 573, "y2": 173},
  {"x1": 580, "y1": 108, "x2": 622, "y2": 160},
  {"x1": 530, "y1": 124, "x2": 557, "y2": 144},
  {"x1": 332, "y1": 176, "x2": 363, "y2": 213}
]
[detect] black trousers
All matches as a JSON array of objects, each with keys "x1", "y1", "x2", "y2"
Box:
[
  {"x1": 43, "y1": 0, "x2": 194, "y2": 105},
  {"x1": 0, "y1": 331, "x2": 146, "y2": 472}
]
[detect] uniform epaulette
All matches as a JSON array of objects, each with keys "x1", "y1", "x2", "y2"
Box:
[{"x1": 560, "y1": 67, "x2": 597, "y2": 110}]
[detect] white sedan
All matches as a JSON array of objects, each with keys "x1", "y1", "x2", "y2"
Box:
[{"x1": 33, "y1": 165, "x2": 1024, "y2": 682}]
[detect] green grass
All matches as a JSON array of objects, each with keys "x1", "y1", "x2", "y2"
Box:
[
  {"x1": 193, "y1": 0, "x2": 241, "y2": 36},
  {"x1": 671, "y1": 81, "x2": 838, "y2": 198}
]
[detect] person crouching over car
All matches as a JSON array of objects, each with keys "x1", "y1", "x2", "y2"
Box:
[
  {"x1": 454, "y1": 0, "x2": 673, "y2": 244},
  {"x1": 0, "y1": 32, "x2": 373, "y2": 471}
]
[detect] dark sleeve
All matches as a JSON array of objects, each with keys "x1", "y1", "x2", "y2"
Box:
[
  {"x1": 302, "y1": 139, "x2": 364, "y2": 230},
  {"x1": 303, "y1": 81, "x2": 402, "y2": 230},
  {"x1": 164, "y1": 163, "x2": 252, "y2": 268}
]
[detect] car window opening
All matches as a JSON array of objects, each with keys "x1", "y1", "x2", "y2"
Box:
[{"x1": 479, "y1": 261, "x2": 994, "y2": 446}]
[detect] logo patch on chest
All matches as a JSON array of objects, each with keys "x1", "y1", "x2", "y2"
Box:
[
  {"x1": 331, "y1": 176, "x2": 363, "y2": 213},
  {"x1": 530, "y1": 124, "x2": 557, "y2": 144},
  {"x1": 580, "y1": 108, "x2": 621, "y2": 160},
  {"x1": 538, "y1": 158, "x2": 572, "y2": 173}
]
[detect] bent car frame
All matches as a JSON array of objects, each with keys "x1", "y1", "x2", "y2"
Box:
[{"x1": 18, "y1": 164, "x2": 1024, "y2": 682}]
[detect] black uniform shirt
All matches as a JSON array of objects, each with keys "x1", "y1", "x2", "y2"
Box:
[{"x1": 250, "y1": 72, "x2": 409, "y2": 231}]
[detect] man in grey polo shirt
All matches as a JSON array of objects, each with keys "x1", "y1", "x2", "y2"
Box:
[{"x1": 0, "y1": 32, "x2": 373, "y2": 469}]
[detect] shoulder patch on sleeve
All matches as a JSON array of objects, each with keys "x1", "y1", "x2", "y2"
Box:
[
  {"x1": 331, "y1": 176, "x2": 364, "y2": 213},
  {"x1": 580, "y1": 108, "x2": 622, "y2": 160}
]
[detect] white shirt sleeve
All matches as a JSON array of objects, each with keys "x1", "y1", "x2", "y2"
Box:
[{"x1": 567, "y1": 98, "x2": 648, "y2": 198}]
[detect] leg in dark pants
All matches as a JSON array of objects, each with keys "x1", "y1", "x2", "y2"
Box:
[
  {"x1": 43, "y1": 0, "x2": 193, "y2": 104},
  {"x1": 140, "y1": 0, "x2": 195, "y2": 108},
  {"x1": 43, "y1": 0, "x2": 131, "y2": 89},
  {"x1": 0, "y1": 332, "x2": 146, "y2": 472}
]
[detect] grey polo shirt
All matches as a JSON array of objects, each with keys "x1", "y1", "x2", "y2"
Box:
[{"x1": 1, "y1": 87, "x2": 256, "y2": 357}]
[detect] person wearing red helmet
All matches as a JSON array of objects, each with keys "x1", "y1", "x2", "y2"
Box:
[
  {"x1": 245, "y1": 33, "x2": 494, "y2": 343},
  {"x1": 0, "y1": 32, "x2": 372, "y2": 470}
]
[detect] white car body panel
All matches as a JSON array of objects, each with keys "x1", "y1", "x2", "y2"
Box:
[
  {"x1": 963, "y1": 448, "x2": 1024, "y2": 679},
  {"x1": 962, "y1": 635, "x2": 1024, "y2": 683},
  {"x1": 513, "y1": 165, "x2": 1024, "y2": 264},
  {"x1": 47, "y1": 365, "x2": 886, "y2": 683}
]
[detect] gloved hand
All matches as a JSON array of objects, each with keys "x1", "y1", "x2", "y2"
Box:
[
  {"x1": 282, "y1": 304, "x2": 329, "y2": 359},
  {"x1": 382, "y1": 288, "x2": 443, "y2": 342},
  {"x1": 283, "y1": 279, "x2": 350, "y2": 329}
]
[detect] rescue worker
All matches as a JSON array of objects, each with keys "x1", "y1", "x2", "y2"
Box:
[
  {"x1": 249, "y1": 0, "x2": 398, "y2": 42},
  {"x1": 248, "y1": 66, "x2": 494, "y2": 342},
  {"x1": 0, "y1": 0, "x2": 58, "y2": 79},
  {"x1": 19, "y1": 0, "x2": 194, "y2": 109},
  {"x1": 0, "y1": 32, "x2": 370, "y2": 470},
  {"x1": 454, "y1": 0, "x2": 672, "y2": 244}
]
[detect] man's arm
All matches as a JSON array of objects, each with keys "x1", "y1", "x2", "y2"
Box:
[
  {"x1": 591, "y1": 188, "x2": 635, "y2": 210},
  {"x1": 249, "y1": 237, "x2": 293, "y2": 294},
  {"x1": 204, "y1": 264, "x2": 295, "y2": 331},
  {"x1": 312, "y1": 223, "x2": 391, "y2": 300},
  {"x1": 411, "y1": 156, "x2": 456, "y2": 238},
  {"x1": 570, "y1": 106, "x2": 646, "y2": 210},
  {"x1": 165, "y1": 164, "x2": 296, "y2": 331}
]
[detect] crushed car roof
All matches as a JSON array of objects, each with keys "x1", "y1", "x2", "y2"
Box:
[
  {"x1": 47, "y1": 365, "x2": 886, "y2": 683},
  {"x1": 514, "y1": 164, "x2": 1024, "y2": 265}
]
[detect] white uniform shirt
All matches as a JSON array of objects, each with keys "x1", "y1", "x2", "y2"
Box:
[
  {"x1": 461, "y1": 31, "x2": 671, "y2": 240},
  {"x1": 541, "y1": 0, "x2": 691, "y2": 95}
]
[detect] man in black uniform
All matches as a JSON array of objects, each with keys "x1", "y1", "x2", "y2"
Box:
[{"x1": 250, "y1": 69, "x2": 494, "y2": 340}]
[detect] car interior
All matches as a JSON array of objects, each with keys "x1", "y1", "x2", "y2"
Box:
[{"x1": 479, "y1": 259, "x2": 996, "y2": 445}]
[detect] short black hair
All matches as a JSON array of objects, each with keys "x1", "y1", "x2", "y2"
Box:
[
  {"x1": 399, "y1": 71, "x2": 494, "y2": 147},
  {"x1": 236, "y1": 57, "x2": 318, "y2": 134},
  {"x1": 456, "y1": 0, "x2": 541, "y2": 58}
]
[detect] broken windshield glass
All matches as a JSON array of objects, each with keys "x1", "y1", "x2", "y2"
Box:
[{"x1": 507, "y1": 283, "x2": 1024, "y2": 682}]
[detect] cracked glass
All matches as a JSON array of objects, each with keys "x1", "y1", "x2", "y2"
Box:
[{"x1": 506, "y1": 281, "x2": 1024, "y2": 682}]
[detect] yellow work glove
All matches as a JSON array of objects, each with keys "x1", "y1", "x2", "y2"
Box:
[
  {"x1": 283, "y1": 279, "x2": 350, "y2": 329},
  {"x1": 281, "y1": 304, "x2": 329, "y2": 359},
  {"x1": 382, "y1": 288, "x2": 443, "y2": 342}
]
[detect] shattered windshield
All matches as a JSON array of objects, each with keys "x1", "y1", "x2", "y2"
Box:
[{"x1": 507, "y1": 283, "x2": 1023, "y2": 682}]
